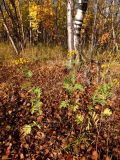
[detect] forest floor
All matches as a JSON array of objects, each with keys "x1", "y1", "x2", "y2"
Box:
[{"x1": 0, "y1": 58, "x2": 120, "y2": 160}]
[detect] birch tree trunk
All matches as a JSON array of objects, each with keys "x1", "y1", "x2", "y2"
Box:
[
  {"x1": 1, "y1": 0, "x2": 25, "y2": 53},
  {"x1": 3, "y1": 22, "x2": 19, "y2": 54},
  {"x1": 0, "y1": 5, "x2": 19, "y2": 54},
  {"x1": 73, "y1": 0, "x2": 88, "y2": 63},
  {"x1": 67, "y1": 0, "x2": 74, "y2": 65}
]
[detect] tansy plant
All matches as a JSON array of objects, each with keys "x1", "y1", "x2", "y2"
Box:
[
  {"x1": 60, "y1": 72, "x2": 119, "y2": 133},
  {"x1": 21, "y1": 68, "x2": 43, "y2": 137},
  {"x1": 21, "y1": 68, "x2": 43, "y2": 115},
  {"x1": 59, "y1": 72, "x2": 119, "y2": 153},
  {"x1": 22, "y1": 121, "x2": 41, "y2": 137},
  {"x1": 60, "y1": 72, "x2": 84, "y2": 112},
  {"x1": 92, "y1": 80, "x2": 119, "y2": 106}
]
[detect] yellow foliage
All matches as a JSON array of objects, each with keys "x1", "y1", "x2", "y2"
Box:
[
  {"x1": 12, "y1": 58, "x2": 29, "y2": 65},
  {"x1": 29, "y1": 2, "x2": 39, "y2": 30},
  {"x1": 28, "y1": 0, "x2": 55, "y2": 30}
]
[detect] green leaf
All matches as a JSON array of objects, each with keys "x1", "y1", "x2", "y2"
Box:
[
  {"x1": 70, "y1": 105, "x2": 79, "y2": 112},
  {"x1": 64, "y1": 77, "x2": 71, "y2": 85},
  {"x1": 74, "y1": 83, "x2": 84, "y2": 91},
  {"x1": 31, "y1": 100, "x2": 42, "y2": 114},
  {"x1": 76, "y1": 114, "x2": 84, "y2": 124},
  {"x1": 92, "y1": 82, "x2": 116, "y2": 106},
  {"x1": 60, "y1": 100, "x2": 69, "y2": 109},
  {"x1": 24, "y1": 70, "x2": 33, "y2": 78},
  {"x1": 22, "y1": 125, "x2": 32, "y2": 136},
  {"x1": 32, "y1": 121, "x2": 41, "y2": 129},
  {"x1": 63, "y1": 83, "x2": 73, "y2": 93},
  {"x1": 32, "y1": 87, "x2": 42, "y2": 97},
  {"x1": 92, "y1": 94, "x2": 106, "y2": 105}
]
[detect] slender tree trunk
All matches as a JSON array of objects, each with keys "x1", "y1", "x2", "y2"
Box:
[
  {"x1": 9, "y1": 0, "x2": 24, "y2": 52},
  {"x1": 29, "y1": 20, "x2": 32, "y2": 44},
  {"x1": 29, "y1": 0, "x2": 32, "y2": 45},
  {"x1": 2, "y1": 0, "x2": 24, "y2": 53},
  {"x1": 0, "y1": 6, "x2": 19, "y2": 54},
  {"x1": 3, "y1": 22, "x2": 19, "y2": 54},
  {"x1": 73, "y1": 0, "x2": 88, "y2": 63},
  {"x1": 90, "y1": 0, "x2": 98, "y2": 58},
  {"x1": 67, "y1": 0, "x2": 74, "y2": 65},
  {"x1": 17, "y1": 0, "x2": 25, "y2": 47},
  {"x1": 111, "y1": 0, "x2": 118, "y2": 51}
]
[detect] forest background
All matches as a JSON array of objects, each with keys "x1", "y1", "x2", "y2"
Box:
[{"x1": 0, "y1": 0, "x2": 119, "y2": 60}]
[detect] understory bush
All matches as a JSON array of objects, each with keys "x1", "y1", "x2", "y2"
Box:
[{"x1": 60, "y1": 71, "x2": 119, "y2": 158}]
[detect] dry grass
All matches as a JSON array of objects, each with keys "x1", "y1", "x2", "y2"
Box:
[
  {"x1": 0, "y1": 43, "x2": 66, "y2": 64},
  {"x1": 0, "y1": 43, "x2": 15, "y2": 62},
  {"x1": 22, "y1": 44, "x2": 66, "y2": 63},
  {"x1": 0, "y1": 42, "x2": 120, "y2": 80}
]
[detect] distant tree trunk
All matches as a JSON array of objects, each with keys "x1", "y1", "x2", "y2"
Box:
[
  {"x1": 3, "y1": 22, "x2": 19, "y2": 54},
  {"x1": 90, "y1": 0, "x2": 98, "y2": 58},
  {"x1": 29, "y1": 19, "x2": 32, "y2": 45},
  {"x1": 17, "y1": 0, "x2": 26, "y2": 48},
  {"x1": 111, "y1": 0, "x2": 118, "y2": 51},
  {"x1": 73, "y1": 0, "x2": 88, "y2": 63},
  {"x1": 0, "y1": 5, "x2": 19, "y2": 54},
  {"x1": 29, "y1": 0, "x2": 32, "y2": 45},
  {"x1": 67, "y1": 0, "x2": 74, "y2": 65},
  {"x1": 9, "y1": 0, "x2": 24, "y2": 52},
  {"x1": 0, "y1": 0, "x2": 26, "y2": 53}
]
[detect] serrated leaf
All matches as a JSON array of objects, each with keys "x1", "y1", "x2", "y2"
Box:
[
  {"x1": 74, "y1": 83, "x2": 84, "y2": 91},
  {"x1": 76, "y1": 114, "x2": 84, "y2": 124},
  {"x1": 71, "y1": 105, "x2": 79, "y2": 112},
  {"x1": 24, "y1": 70, "x2": 33, "y2": 78},
  {"x1": 60, "y1": 100, "x2": 69, "y2": 108},
  {"x1": 32, "y1": 87, "x2": 42, "y2": 97},
  {"x1": 63, "y1": 83, "x2": 73, "y2": 93},
  {"x1": 22, "y1": 125, "x2": 32, "y2": 136},
  {"x1": 31, "y1": 100, "x2": 42, "y2": 114}
]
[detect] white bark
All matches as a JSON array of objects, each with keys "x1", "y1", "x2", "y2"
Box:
[
  {"x1": 0, "y1": 5, "x2": 19, "y2": 54},
  {"x1": 3, "y1": 22, "x2": 19, "y2": 54},
  {"x1": 73, "y1": 0, "x2": 88, "y2": 62},
  {"x1": 67, "y1": 0, "x2": 74, "y2": 64}
]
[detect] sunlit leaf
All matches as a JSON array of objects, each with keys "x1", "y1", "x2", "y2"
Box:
[
  {"x1": 60, "y1": 100, "x2": 69, "y2": 108},
  {"x1": 76, "y1": 114, "x2": 84, "y2": 124},
  {"x1": 74, "y1": 83, "x2": 84, "y2": 91},
  {"x1": 22, "y1": 125, "x2": 32, "y2": 136},
  {"x1": 102, "y1": 108, "x2": 112, "y2": 117}
]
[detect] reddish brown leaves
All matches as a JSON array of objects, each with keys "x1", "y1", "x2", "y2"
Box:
[
  {"x1": 0, "y1": 62, "x2": 120, "y2": 159},
  {"x1": 91, "y1": 150, "x2": 99, "y2": 160}
]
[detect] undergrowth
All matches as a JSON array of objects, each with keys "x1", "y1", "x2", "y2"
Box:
[
  {"x1": 0, "y1": 44, "x2": 120, "y2": 159},
  {"x1": 0, "y1": 43, "x2": 66, "y2": 64},
  {"x1": 60, "y1": 71, "x2": 119, "y2": 158}
]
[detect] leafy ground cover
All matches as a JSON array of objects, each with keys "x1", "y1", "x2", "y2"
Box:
[{"x1": 0, "y1": 60, "x2": 120, "y2": 160}]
